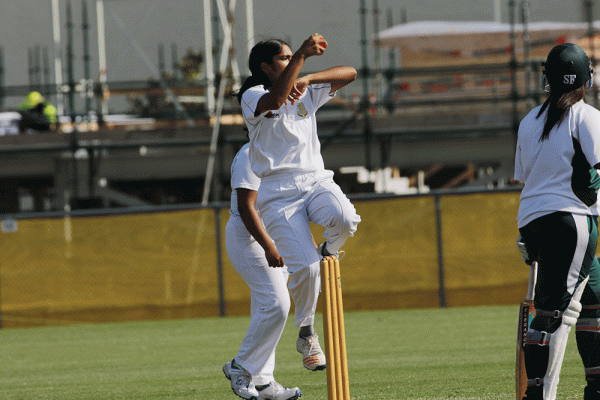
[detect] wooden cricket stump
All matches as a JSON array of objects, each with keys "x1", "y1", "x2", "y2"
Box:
[{"x1": 320, "y1": 255, "x2": 350, "y2": 400}]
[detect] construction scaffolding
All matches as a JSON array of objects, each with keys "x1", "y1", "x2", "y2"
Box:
[{"x1": 0, "y1": 1, "x2": 598, "y2": 213}]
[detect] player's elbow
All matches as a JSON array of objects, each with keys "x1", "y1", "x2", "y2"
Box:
[
  {"x1": 347, "y1": 67, "x2": 357, "y2": 82},
  {"x1": 338, "y1": 67, "x2": 357, "y2": 88},
  {"x1": 331, "y1": 68, "x2": 358, "y2": 92},
  {"x1": 259, "y1": 95, "x2": 286, "y2": 113},
  {"x1": 271, "y1": 97, "x2": 288, "y2": 110}
]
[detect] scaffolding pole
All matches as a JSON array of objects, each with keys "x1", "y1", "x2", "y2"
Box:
[
  {"x1": 246, "y1": 0, "x2": 254, "y2": 58},
  {"x1": 202, "y1": 0, "x2": 235, "y2": 205},
  {"x1": 521, "y1": 0, "x2": 533, "y2": 109},
  {"x1": 509, "y1": 0, "x2": 518, "y2": 137},
  {"x1": 204, "y1": 0, "x2": 215, "y2": 116},
  {"x1": 359, "y1": 0, "x2": 373, "y2": 170},
  {"x1": 96, "y1": 0, "x2": 108, "y2": 118},
  {"x1": 201, "y1": 0, "x2": 251, "y2": 204},
  {"x1": 82, "y1": 0, "x2": 92, "y2": 116},
  {"x1": 51, "y1": 0, "x2": 65, "y2": 116}
]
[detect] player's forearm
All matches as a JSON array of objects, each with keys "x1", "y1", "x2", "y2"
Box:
[
  {"x1": 239, "y1": 208, "x2": 276, "y2": 252},
  {"x1": 267, "y1": 53, "x2": 307, "y2": 108},
  {"x1": 302, "y1": 66, "x2": 357, "y2": 91}
]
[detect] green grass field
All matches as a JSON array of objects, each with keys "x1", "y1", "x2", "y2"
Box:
[{"x1": 0, "y1": 305, "x2": 588, "y2": 399}]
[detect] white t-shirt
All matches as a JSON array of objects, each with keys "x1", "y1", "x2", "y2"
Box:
[
  {"x1": 240, "y1": 83, "x2": 335, "y2": 178},
  {"x1": 515, "y1": 100, "x2": 600, "y2": 228},
  {"x1": 230, "y1": 143, "x2": 261, "y2": 217}
]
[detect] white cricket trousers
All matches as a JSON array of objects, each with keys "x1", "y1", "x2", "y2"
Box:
[
  {"x1": 256, "y1": 169, "x2": 361, "y2": 328},
  {"x1": 225, "y1": 215, "x2": 291, "y2": 385}
]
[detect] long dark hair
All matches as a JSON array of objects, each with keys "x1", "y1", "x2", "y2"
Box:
[
  {"x1": 537, "y1": 86, "x2": 585, "y2": 141},
  {"x1": 235, "y1": 38, "x2": 288, "y2": 104}
]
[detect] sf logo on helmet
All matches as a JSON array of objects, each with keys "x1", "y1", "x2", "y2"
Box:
[{"x1": 564, "y1": 74, "x2": 577, "y2": 84}]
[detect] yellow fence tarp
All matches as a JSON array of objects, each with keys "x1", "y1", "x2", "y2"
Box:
[
  {"x1": 441, "y1": 193, "x2": 525, "y2": 306},
  {"x1": 0, "y1": 192, "x2": 532, "y2": 328},
  {"x1": 1, "y1": 209, "x2": 220, "y2": 326}
]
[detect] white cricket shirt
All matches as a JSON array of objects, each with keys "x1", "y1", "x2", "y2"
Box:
[
  {"x1": 230, "y1": 143, "x2": 261, "y2": 217},
  {"x1": 515, "y1": 100, "x2": 600, "y2": 228},
  {"x1": 240, "y1": 83, "x2": 335, "y2": 178}
]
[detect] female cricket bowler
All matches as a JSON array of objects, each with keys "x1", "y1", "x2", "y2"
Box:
[
  {"x1": 234, "y1": 34, "x2": 360, "y2": 377},
  {"x1": 222, "y1": 143, "x2": 301, "y2": 400},
  {"x1": 515, "y1": 43, "x2": 600, "y2": 400}
]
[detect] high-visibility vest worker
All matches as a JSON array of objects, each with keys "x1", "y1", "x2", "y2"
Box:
[{"x1": 17, "y1": 91, "x2": 58, "y2": 132}]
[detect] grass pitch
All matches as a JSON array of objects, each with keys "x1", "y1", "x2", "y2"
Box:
[{"x1": 0, "y1": 306, "x2": 586, "y2": 399}]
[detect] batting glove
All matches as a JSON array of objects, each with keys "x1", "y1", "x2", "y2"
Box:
[{"x1": 516, "y1": 234, "x2": 533, "y2": 266}]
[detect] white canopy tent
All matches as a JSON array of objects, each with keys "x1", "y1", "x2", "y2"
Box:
[{"x1": 376, "y1": 21, "x2": 595, "y2": 57}]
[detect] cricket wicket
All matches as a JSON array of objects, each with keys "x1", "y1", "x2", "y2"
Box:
[{"x1": 320, "y1": 255, "x2": 350, "y2": 400}]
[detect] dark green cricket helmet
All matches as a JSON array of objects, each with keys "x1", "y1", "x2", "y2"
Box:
[{"x1": 541, "y1": 43, "x2": 593, "y2": 93}]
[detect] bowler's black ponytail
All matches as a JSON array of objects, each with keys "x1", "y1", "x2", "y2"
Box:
[{"x1": 235, "y1": 39, "x2": 288, "y2": 104}]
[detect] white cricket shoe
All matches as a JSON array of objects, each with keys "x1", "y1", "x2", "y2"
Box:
[
  {"x1": 296, "y1": 333, "x2": 326, "y2": 371},
  {"x1": 256, "y1": 381, "x2": 302, "y2": 400},
  {"x1": 223, "y1": 359, "x2": 259, "y2": 400}
]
